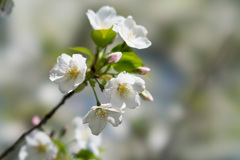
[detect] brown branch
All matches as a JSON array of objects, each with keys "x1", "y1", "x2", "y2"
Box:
[{"x1": 0, "y1": 91, "x2": 75, "y2": 160}]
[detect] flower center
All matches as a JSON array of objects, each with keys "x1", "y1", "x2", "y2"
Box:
[
  {"x1": 127, "y1": 32, "x2": 135, "y2": 40},
  {"x1": 118, "y1": 83, "x2": 130, "y2": 97},
  {"x1": 65, "y1": 66, "x2": 79, "y2": 79},
  {"x1": 36, "y1": 141, "x2": 47, "y2": 152},
  {"x1": 96, "y1": 108, "x2": 109, "y2": 120}
]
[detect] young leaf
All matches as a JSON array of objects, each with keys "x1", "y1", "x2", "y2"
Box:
[
  {"x1": 112, "y1": 52, "x2": 144, "y2": 73},
  {"x1": 91, "y1": 28, "x2": 117, "y2": 47}
]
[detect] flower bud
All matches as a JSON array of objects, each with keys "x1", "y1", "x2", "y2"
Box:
[
  {"x1": 32, "y1": 116, "x2": 40, "y2": 126},
  {"x1": 140, "y1": 90, "x2": 153, "y2": 102},
  {"x1": 137, "y1": 66, "x2": 150, "y2": 75},
  {"x1": 107, "y1": 52, "x2": 122, "y2": 63}
]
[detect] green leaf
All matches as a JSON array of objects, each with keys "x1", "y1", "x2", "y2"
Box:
[
  {"x1": 74, "y1": 149, "x2": 100, "y2": 160},
  {"x1": 69, "y1": 47, "x2": 93, "y2": 65},
  {"x1": 112, "y1": 52, "x2": 144, "y2": 73},
  {"x1": 111, "y1": 43, "x2": 132, "y2": 52},
  {"x1": 91, "y1": 28, "x2": 117, "y2": 47}
]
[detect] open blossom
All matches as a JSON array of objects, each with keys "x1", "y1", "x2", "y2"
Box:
[
  {"x1": 104, "y1": 72, "x2": 145, "y2": 109},
  {"x1": 107, "y1": 52, "x2": 122, "y2": 63},
  {"x1": 49, "y1": 53, "x2": 87, "y2": 94},
  {"x1": 82, "y1": 103, "x2": 124, "y2": 135},
  {"x1": 115, "y1": 16, "x2": 151, "y2": 49},
  {"x1": 19, "y1": 130, "x2": 58, "y2": 160},
  {"x1": 73, "y1": 117, "x2": 101, "y2": 155},
  {"x1": 86, "y1": 6, "x2": 125, "y2": 30}
]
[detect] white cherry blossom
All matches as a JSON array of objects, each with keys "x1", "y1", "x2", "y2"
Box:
[
  {"x1": 73, "y1": 117, "x2": 101, "y2": 155},
  {"x1": 115, "y1": 16, "x2": 151, "y2": 49},
  {"x1": 86, "y1": 6, "x2": 125, "y2": 30},
  {"x1": 49, "y1": 53, "x2": 87, "y2": 94},
  {"x1": 104, "y1": 72, "x2": 145, "y2": 109},
  {"x1": 19, "y1": 130, "x2": 58, "y2": 160},
  {"x1": 82, "y1": 103, "x2": 123, "y2": 135}
]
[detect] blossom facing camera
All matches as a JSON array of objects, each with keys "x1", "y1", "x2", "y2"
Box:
[
  {"x1": 108, "y1": 52, "x2": 122, "y2": 63},
  {"x1": 87, "y1": 6, "x2": 125, "y2": 30},
  {"x1": 19, "y1": 130, "x2": 58, "y2": 160},
  {"x1": 116, "y1": 16, "x2": 151, "y2": 49},
  {"x1": 82, "y1": 103, "x2": 123, "y2": 135},
  {"x1": 73, "y1": 117, "x2": 101, "y2": 155},
  {"x1": 103, "y1": 72, "x2": 145, "y2": 109},
  {"x1": 137, "y1": 66, "x2": 151, "y2": 74},
  {"x1": 49, "y1": 53, "x2": 87, "y2": 94},
  {"x1": 140, "y1": 90, "x2": 154, "y2": 102}
]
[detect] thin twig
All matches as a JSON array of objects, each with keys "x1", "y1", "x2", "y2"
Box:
[{"x1": 0, "y1": 91, "x2": 75, "y2": 160}]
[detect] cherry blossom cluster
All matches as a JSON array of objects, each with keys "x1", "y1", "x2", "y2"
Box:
[
  {"x1": 50, "y1": 6, "x2": 153, "y2": 135},
  {"x1": 18, "y1": 6, "x2": 153, "y2": 160}
]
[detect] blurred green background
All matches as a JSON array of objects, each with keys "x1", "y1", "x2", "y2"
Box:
[{"x1": 1, "y1": 0, "x2": 240, "y2": 160}]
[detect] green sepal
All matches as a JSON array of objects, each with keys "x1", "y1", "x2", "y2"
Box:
[
  {"x1": 74, "y1": 81, "x2": 87, "y2": 93},
  {"x1": 91, "y1": 28, "x2": 117, "y2": 47},
  {"x1": 89, "y1": 79, "x2": 96, "y2": 87},
  {"x1": 112, "y1": 52, "x2": 144, "y2": 73}
]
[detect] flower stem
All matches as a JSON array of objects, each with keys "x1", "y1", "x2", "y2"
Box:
[
  {"x1": 91, "y1": 46, "x2": 100, "y2": 72},
  {"x1": 95, "y1": 78, "x2": 104, "y2": 92},
  {"x1": 103, "y1": 64, "x2": 112, "y2": 74},
  {"x1": 90, "y1": 81, "x2": 101, "y2": 106},
  {"x1": 120, "y1": 42, "x2": 126, "y2": 51}
]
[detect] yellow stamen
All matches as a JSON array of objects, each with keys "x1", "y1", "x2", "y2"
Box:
[
  {"x1": 96, "y1": 108, "x2": 109, "y2": 120},
  {"x1": 118, "y1": 83, "x2": 130, "y2": 97},
  {"x1": 35, "y1": 142, "x2": 47, "y2": 152},
  {"x1": 65, "y1": 66, "x2": 79, "y2": 79},
  {"x1": 127, "y1": 33, "x2": 134, "y2": 40}
]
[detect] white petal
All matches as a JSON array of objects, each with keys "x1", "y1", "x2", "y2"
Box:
[
  {"x1": 86, "y1": 9, "x2": 98, "y2": 30},
  {"x1": 49, "y1": 67, "x2": 65, "y2": 82},
  {"x1": 124, "y1": 92, "x2": 141, "y2": 109},
  {"x1": 88, "y1": 116, "x2": 107, "y2": 135},
  {"x1": 72, "y1": 54, "x2": 87, "y2": 68},
  {"x1": 110, "y1": 90, "x2": 125, "y2": 108},
  {"x1": 57, "y1": 53, "x2": 71, "y2": 66},
  {"x1": 107, "y1": 111, "x2": 123, "y2": 127},
  {"x1": 19, "y1": 146, "x2": 28, "y2": 160},
  {"x1": 97, "y1": 6, "x2": 116, "y2": 22},
  {"x1": 116, "y1": 72, "x2": 135, "y2": 84},
  {"x1": 129, "y1": 37, "x2": 152, "y2": 49},
  {"x1": 103, "y1": 77, "x2": 118, "y2": 98},
  {"x1": 58, "y1": 78, "x2": 76, "y2": 94},
  {"x1": 133, "y1": 76, "x2": 145, "y2": 93},
  {"x1": 69, "y1": 60, "x2": 79, "y2": 68},
  {"x1": 82, "y1": 109, "x2": 96, "y2": 124}
]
